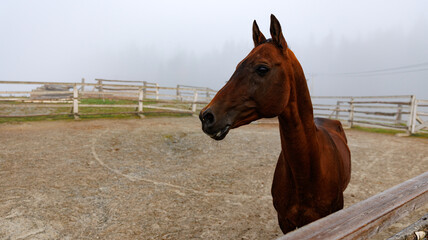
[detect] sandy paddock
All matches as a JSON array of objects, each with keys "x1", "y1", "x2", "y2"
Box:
[{"x1": 0, "y1": 117, "x2": 427, "y2": 239}]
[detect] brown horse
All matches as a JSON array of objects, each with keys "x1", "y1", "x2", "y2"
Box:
[{"x1": 199, "y1": 14, "x2": 351, "y2": 234}]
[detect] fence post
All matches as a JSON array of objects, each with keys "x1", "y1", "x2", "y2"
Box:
[
  {"x1": 143, "y1": 81, "x2": 147, "y2": 95},
  {"x1": 192, "y1": 91, "x2": 198, "y2": 114},
  {"x1": 97, "y1": 79, "x2": 103, "y2": 92},
  {"x1": 81, "y1": 78, "x2": 85, "y2": 92},
  {"x1": 155, "y1": 83, "x2": 159, "y2": 100},
  {"x1": 138, "y1": 87, "x2": 144, "y2": 118},
  {"x1": 395, "y1": 104, "x2": 402, "y2": 124},
  {"x1": 411, "y1": 99, "x2": 418, "y2": 134},
  {"x1": 335, "y1": 101, "x2": 341, "y2": 119},
  {"x1": 348, "y1": 97, "x2": 354, "y2": 127},
  {"x1": 407, "y1": 95, "x2": 417, "y2": 134},
  {"x1": 73, "y1": 84, "x2": 79, "y2": 120},
  {"x1": 176, "y1": 84, "x2": 180, "y2": 101}
]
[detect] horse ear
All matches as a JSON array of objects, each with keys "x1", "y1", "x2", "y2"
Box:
[
  {"x1": 269, "y1": 14, "x2": 287, "y2": 50},
  {"x1": 252, "y1": 20, "x2": 266, "y2": 47}
]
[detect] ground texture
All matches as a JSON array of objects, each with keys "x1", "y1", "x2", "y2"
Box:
[{"x1": 0, "y1": 117, "x2": 427, "y2": 239}]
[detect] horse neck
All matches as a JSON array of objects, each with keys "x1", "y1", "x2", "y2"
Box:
[{"x1": 277, "y1": 50, "x2": 319, "y2": 182}]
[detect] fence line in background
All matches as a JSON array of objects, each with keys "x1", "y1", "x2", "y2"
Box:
[
  {"x1": 0, "y1": 80, "x2": 209, "y2": 118},
  {"x1": 0, "y1": 80, "x2": 427, "y2": 134},
  {"x1": 311, "y1": 95, "x2": 428, "y2": 134}
]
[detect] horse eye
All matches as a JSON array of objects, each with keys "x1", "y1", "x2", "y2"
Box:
[{"x1": 256, "y1": 65, "x2": 269, "y2": 75}]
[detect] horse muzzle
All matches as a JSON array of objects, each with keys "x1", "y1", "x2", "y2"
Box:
[{"x1": 199, "y1": 108, "x2": 231, "y2": 140}]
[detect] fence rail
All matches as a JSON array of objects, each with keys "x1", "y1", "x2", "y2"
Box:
[
  {"x1": 1, "y1": 80, "x2": 427, "y2": 134},
  {"x1": 312, "y1": 95, "x2": 428, "y2": 134},
  {"x1": 0, "y1": 80, "x2": 212, "y2": 118},
  {"x1": 277, "y1": 171, "x2": 428, "y2": 240}
]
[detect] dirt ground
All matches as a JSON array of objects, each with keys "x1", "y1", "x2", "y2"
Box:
[{"x1": 0, "y1": 117, "x2": 427, "y2": 240}]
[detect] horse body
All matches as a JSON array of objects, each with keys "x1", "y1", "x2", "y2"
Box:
[{"x1": 200, "y1": 14, "x2": 351, "y2": 234}]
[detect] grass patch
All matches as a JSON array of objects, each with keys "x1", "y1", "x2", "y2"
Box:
[
  {"x1": 0, "y1": 114, "x2": 74, "y2": 123},
  {"x1": 80, "y1": 98, "x2": 159, "y2": 105},
  {"x1": 411, "y1": 132, "x2": 428, "y2": 138},
  {"x1": 352, "y1": 126, "x2": 405, "y2": 135},
  {"x1": 0, "y1": 98, "x2": 194, "y2": 123},
  {"x1": 352, "y1": 125, "x2": 428, "y2": 139},
  {"x1": 0, "y1": 111, "x2": 192, "y2": 124},
  {"x1": 80, "y1": 98, "x2": 137, "y2": 105}
]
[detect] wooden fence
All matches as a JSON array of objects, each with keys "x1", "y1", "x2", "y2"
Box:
[
  {"x1": 176, "y1": 84, "x2": 216, "y2": 101},
  {"x1": 0, "y1": 80, "x2": 215, "y2": 118},
  {"x1": 276, "y1": 171, "x2": 428, "y2": 240},
  {"x1": 312, "y1": 95, "x2": 428, "y2": 134},
  {"x1": 1, "y1": 80, "x2": 427, "y2": 134}
]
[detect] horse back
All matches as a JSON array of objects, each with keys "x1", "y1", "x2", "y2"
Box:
[
  {"x1": 314, "y1": 117, "x2": 351, "y2": 191},
  {"x1": 314, "y1": 117, "x2": 347, "y2": 143}
]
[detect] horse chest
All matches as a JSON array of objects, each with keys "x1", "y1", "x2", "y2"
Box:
[{"x1": 271, "y1": 152, "x2": 341, "y2": 229}]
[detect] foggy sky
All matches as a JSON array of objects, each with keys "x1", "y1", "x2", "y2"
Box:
[{"x1": 1, "y1": 0, "x2": 428, "y2": 98}]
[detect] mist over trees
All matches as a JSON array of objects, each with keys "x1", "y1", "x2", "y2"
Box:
[{"x1": 105, "y1": 18, "x2": 428, "y2": 98}]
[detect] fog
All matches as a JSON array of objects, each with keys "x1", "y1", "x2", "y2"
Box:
[{"x1": 1, "y1": 0, "x2": 428, "y2": 98}]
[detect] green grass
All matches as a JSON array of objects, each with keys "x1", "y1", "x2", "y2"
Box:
[
  {"x1": 0, "y1": 111, "x2": 192, "y2": 123},
  {"x1": 0, "y1": 98, "x2": 193, "y2": 123},
  {"x1": 0, "y1": 114, "x2": 75, "y2": 123},
  {"x1": 80, "y1": 98, "x2": 137, "y2": 105},
  {"x1": 351, "y1": 126, "x2": 405, "y2": 135},
  {"x1": 411, "y1": 132, "x2": 428, "y2": 138},
  {"x1": 352, "y1": 125, "x2": 428, "y2": 139}
]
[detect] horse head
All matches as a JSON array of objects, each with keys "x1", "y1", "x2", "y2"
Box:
[{"x1": 200, "y1": 14, "x2": 294, "y2": 140}]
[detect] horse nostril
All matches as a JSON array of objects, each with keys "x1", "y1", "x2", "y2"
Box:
[{"x1": 202, "y1": 110, "x2": 215, "y2": 125}]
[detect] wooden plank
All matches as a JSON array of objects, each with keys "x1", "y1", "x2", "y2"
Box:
[
  {"x1": 0, "y1": 91, "x2": 71, "y2": 94},
  {"x1": 95, "y1": 87, "x2": 141, "y2": 91},
  {"x1": 416, "y1": 99, "x2": 428, "y2": 104},
  {"x1": 94, "y1": 79, "x2": 146, "y2": 83},
  {"x1": 81, "y1": 91, "x2": 139, "y2": 95},
  {"x1": 353, "y1": 110, "x2": 397, "y2": 117},
  {"x1": 0, "y1": 100, "x2": 72, "y2": 103},
  {"x1": 353, "y1": 116, "x2": 407, "y2": 124},
  {"x1": 0, "y1": 80, "x2": 78, "y2": 85},
  {"x1": 313, "y1": 103, "x2": 346, "y2": 108},
  {"x1": 140, "y1": 110, "x2": 193, "y2": 115},
  {"x1": 277, "y1": 171, "x2": 428, "y2": 240},
  {"x1": 351, "y1": 120, "x2": 408, "y2": 129},
  {"x1": 0, "y1": 104, "x2": 72, "y2": 108},
  {"x1": 351, "y1": 101, "x2": 411, "y2": 105},
  {"x1": 388, "y1": 213, "x2": 428, "y2": 240},
  {"x1": 312, "y1": 95, "x2": 412, "y2": 99},
  {"x1": 78, "y1": 111, "x2": 192, "y2": 116},
  {"x1": 353, "y1": 105, "x2": 410, "y2": 110},
  {"x1": 0, "y1": 113, "x2": 73, "y2": 118},
  {"x1": 415, "y1": 122, "x2": 428, "y2": 131},
  {"x1": 417, "y1": 112, "x2": 428, "y2": 116},
  {"x1": 144, "y1": 105, "x2": 193, "y2": 113},
  {"x1": 192, "y1": 92, "x2": 198, "y2": 113},
  {"x1": 0, "y1": 80, "x2": 152, "y2": 88},
  {"x1": 77, "y1": 111, "x2": 138, "y2": 116},
  {"x1": 313, "y1": 107, "x2": 349, "y2": 112},
  {"x1": 79, "y1": 104, "x2": 137, "y2": 108},
  {"x1": 314, "y1": 113, "x2": 349, "y2": 120},
  {"x1": 73, "y1": 84, "x2": 79, "y2": 119}
]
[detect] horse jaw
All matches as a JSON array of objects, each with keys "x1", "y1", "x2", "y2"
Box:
[{"x1": 208, "y1": 125, "x2": 231, "y2": 141}]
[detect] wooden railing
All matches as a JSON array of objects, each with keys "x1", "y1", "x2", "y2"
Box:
[
  {"x1": 1, "y1": 80, "x2": 427, "y2": 134},
  {"x1": 0, "y1": 80, "x2": 214, "y2": 118},
  {"x1": 312, "y1": 95, "x2": 428, "y2": 134},
  {"x1": 276, "y1": 172, "x2": 428, "y2": 240}
]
